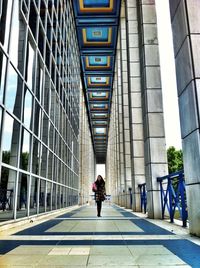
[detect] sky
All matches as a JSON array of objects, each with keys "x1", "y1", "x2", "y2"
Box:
[{"x1": 155, "y1": 0, "x2": 182, "y2": 149}]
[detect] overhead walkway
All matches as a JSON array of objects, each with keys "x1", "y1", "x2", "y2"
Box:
[{"x1": 0, "y1": 204, "x2": 200, "y2": 267}]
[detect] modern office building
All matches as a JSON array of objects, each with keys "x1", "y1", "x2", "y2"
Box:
[
  {"x1": 0, "y1": 0, "x2": 200, "y2": 239},
  {"x1": 0, "y1": 0, "x2": 82, "y2": 221}
]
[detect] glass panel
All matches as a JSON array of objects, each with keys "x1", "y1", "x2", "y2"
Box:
[
  {"x1": 0, "y1": 1, "x2": 12, "y2": 50},
  {"x1": 0, "y1": 49, "x2": 7, "y2": 103},
  {"x1": 46, "y1": 181, "x2": 52, "y2": 212},
  {"x1": 67, "y1": 188, "x2": 72, "y2": 206},
  {"x1": 0, "y1": 167, "x2": 16, "y2": 221},
  {"x1": 39, "y1": 179, "x2": 46, "y2": 213},
  {"x1": 63, "y1": 187, "x2": 67, "y2": 208},
  {"x1": 29, "y1": 1, "x2": 38, "y2": 39},
  {"x1": 5, "y1": 64, "x2": 23, "y2": 119},
  {"x1": 40, "y1": 145, "x2": 47, "y2": 178},
  {"x1": 60, "y1": 186, "x2": 64, "y2": 208},
  {"x1": 35, "y1": 61, "x2": 43, "y2": 103},
  {"x1": 33, "y1": 100, "x2": 42, "y2": 138},
  {"x1": 38, "y1": 24, "x2": 45, "y2": 57},
  {"x1": 52, "y1": 183, "x2": 56, "y2": 210},
  {"x1": 16, "y1": 173, "x2": 28, "y2": 219},
  {"x1": 23, "y1": 88, "x2": 33, "y2": 130},
  {"x1": 29, "y1": 176, "x2": 38, "y2": 216},
  {"x1": 42, "y1": 112, "x2": 49, "y2": 145},
  {"x1": 57, "y1": 159, "x2": 61, "y2": 183},
  {"x1": 0, "y1": 108, "x2": 2, "y2": 134},
  {"x1": 57, "y1": 184, "x2": 60, "y2": 209},
  {"x1": 9, "y1": 0, "x2": 20, "y2": 67},
  {"x1": 26, "y1": 42, "x2": 35, "y2": 90},
  {"x1": 53, "y1": 156, "x2": 58, "y2": 182},
  {"x1": 48, "y1": 151, "x2": 53, "y2": 180},
  {"x1": 1, "y1": 113, "x2": 20, "y2": 167},
  {"x1": 20, "y1": 128, "x2": 31, "y2": 171},
  {"x1": 49, "y1": 122, "x2": 54, "y2": 150},
  {"x1": 50, "y1": 87, "x2": 55, "y2": 122},
  {"x1": 44, "y1": 74, "x2": 50, "y2": 114},
  {"x1": 32, "y1": 137, "x2": 41, "y2": 175}
]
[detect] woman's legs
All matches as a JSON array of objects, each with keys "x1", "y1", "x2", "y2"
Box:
[{"x1": 96, "y1": 201, "x2": 102, "y2": 217}]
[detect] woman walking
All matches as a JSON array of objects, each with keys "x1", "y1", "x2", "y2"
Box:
[{"x1": 93, "y1": 175, "x2": 106, "y2": 217}]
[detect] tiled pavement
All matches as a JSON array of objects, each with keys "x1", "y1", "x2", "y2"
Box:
[{"x1": 0, "y1": 204, "x2": 200, "y2": 267}]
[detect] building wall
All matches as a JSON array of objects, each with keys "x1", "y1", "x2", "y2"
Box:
[{"x1": 0, "y1": 0, "x2": 81, "y2": 221}]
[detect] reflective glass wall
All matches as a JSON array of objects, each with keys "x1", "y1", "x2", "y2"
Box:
[{"x1": 0, "y1": 0, "x2": 80, "y2": 221}]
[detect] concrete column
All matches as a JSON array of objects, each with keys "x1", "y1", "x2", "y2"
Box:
[
  {"x1": 120, "y1": 3, "x2": 133, "y2": 208},
  {"x1": 138, "y1": 0, "x2": 168, "y2": 218},
  {"x1": 116, "y1": 42, "x2": 126, "y2": 207},
  {"x1": 106, "y1": 61, "x2": 121, "y2": 205},
  {"x1": 126, "y1": 0, "x2": 146, "y2": 212},
  {"x1": 169, "y1": 0, "x2": 200, "y2": 236}
]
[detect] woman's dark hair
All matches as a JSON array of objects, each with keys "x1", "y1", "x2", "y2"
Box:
[{"x1": 95, "y1": 175, "x2": 105, "y2": 186}]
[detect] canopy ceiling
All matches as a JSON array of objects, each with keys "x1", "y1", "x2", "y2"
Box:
[{"x1": 72, "y1": 0, "x2": 121, "y2": 163}]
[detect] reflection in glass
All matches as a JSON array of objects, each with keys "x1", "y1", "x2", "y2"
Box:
[
  {"x1": 42, "y1": 112, "x2": 49, "y2": 145},
  {"x1": 26, "y1": 42, "x2": 35, "y2": 90},
  {"x1": 35, "y1": 63, "x2": 43, "y2": 103},
  {"x1": 5, "y1": 64, "x2": 23, "y2": 119},
  {"x1": 63, "y1": 187, "x2": 67, "y2": 208},
  {"x1": 60, "y1": 186, "x2": 64, "y2": 208},
  {"x1": 0, "y1": 167, "x2": 16, "y2": 221},
  {"x1": 49, "y1": 122, "x2": 54, "y2": 150},
  {"x1": 53, "y1": 156, "x2": 58, "y2": 182},
  {"x1": 2, "y1": 113, "x2": 20, "y2": 167},
  {"x1": 20, "y1": 128, "x2": 31, "y2": 171},
  {"x1": 39, "y1": 179, "x2": 46, "y2": 213},
  {"x1": 23, "y1": 88, "x2": 33, "y2": 129},
  {"x1": 48, "y1": 151, "x2": 53, "y2": 180},
  {"x1": 0, "y1": 49, "x2": 7, "y2": 103},
  {"x1": 16, "y1": 173, "x2": 28, "y2": 219},
  {"x1": 9, "y1": 0, "x2": 20, "y2": 67},
  {"x1": 32, "y1": 137, "x2": 41, "y2": 175},
  {"x1": 0, "y1": 108, "x2": 1, "y2": 132},
  {"x1": 57, "y1": 185, "x2": 61, "y2": 209},
  {"x1": 40, "y1": 145, "x2": 47, "y2": 178},
  {"x1": 29, "y1": 177, "x2": 38, "y2": 216},
  {"x1": 33, "y1": 100, "x2": 42, "y2": 138},
  {"x1": 46, "y1": 182, "x2": 52, "y2": 211},
  {"x1": 44, "y1": 74, "x2": 50, "y2": 114},
  {"x1": 52, "y1": 183, "x2": 56, "y2": 210},
  {"x1": 0, "y1": 1, "x2": 12, "y2": 50}
]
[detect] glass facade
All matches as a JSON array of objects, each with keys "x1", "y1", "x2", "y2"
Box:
[{"x1": 0, "y1": 0, "x2": 80, "y2": 221}]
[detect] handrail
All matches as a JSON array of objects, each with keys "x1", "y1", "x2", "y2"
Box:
[
  {"x1": 138, "y1": 183, "x2": 147, "y2": 213},
  {"x1": 157, "y1": 170, "x2": 188, "y2": 227}
]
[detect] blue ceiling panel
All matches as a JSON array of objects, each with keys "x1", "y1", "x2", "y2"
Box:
[
  {"x1": 72, "y1": 0, "x2": 121, "y2": 163},
  {"x1": 73, "y1": 0, "x2": 120, "y2": 17},
  {"x1": 77, "y1": 25, "x2": 117, "y2": 50},
  {"x1": 81, "y1": 55, "x2": 114, "y2": 73}
]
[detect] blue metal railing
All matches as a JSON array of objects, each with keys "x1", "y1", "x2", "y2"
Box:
[
  {"x1": 157, "y1": 170, "x2": 188, "y2": 227},
  {"x1": 138, "y1": 183, "x2": 147, "y2": 213}
]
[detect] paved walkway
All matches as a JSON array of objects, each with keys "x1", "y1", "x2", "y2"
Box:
[{"x1": 0, "y1": 204, "x2": 200, "y2": 267}]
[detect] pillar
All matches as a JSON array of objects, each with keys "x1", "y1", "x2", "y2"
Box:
[
  {"x1": 169, "y1": 0, "x2": 200, "y2": 236},
  {"x1": 125, "y1": 0, "x2": 146, "y2": 212},
  {"x1": 138, "y1": 0, "x2": 168, "y2": 218},
  {"x1": 120, "y1": 2, "x2": 133, "y2": 208}
]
